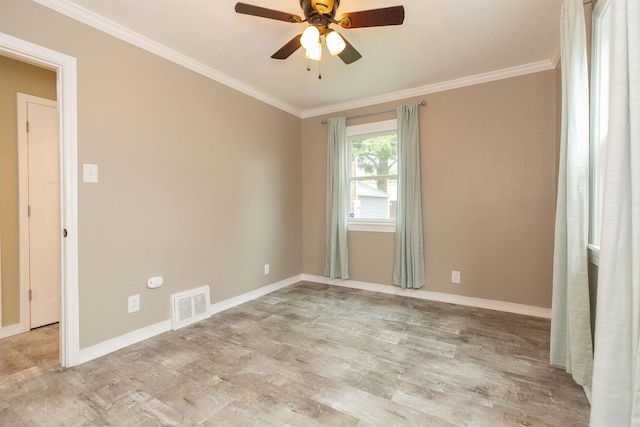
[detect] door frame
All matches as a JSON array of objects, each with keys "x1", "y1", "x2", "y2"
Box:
[
  {"x1": 0, "y1": 32, "x2": 79, "y2": 367},
  {"x1": 17, "y1": 93, "x2": 59, "y2": 331}
]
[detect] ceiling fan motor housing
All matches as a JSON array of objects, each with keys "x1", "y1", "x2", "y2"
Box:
[
  {"x1": 301, "y1": 0, "x2": 340, "y2": 30},
  {"x1": 304, "y1": 0, "x2": 339, "y2": 15}
]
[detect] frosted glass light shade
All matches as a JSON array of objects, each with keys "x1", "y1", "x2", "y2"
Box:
[
  {"x1": 326, "y1": 30, "x2": 346, "y2": 55},
  {"x1": 305, "y1": 42, "x2": 322, "y2": 61},
  {"x1": 300, "y1": 25, "x2": 320, "y2": 50}
]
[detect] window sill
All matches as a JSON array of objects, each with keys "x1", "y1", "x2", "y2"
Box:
[
  {"x1": 588, "y1": 244, "x2": 600, "y2": 267},
  {"x1": 348, "y1": 222, "x2": 396, "y2": 233}
]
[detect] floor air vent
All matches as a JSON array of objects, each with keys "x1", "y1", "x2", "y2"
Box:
[{"x1": 170, "y1": 285, "x2": 211, "y2": 330}]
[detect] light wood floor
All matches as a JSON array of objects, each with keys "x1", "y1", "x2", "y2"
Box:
[{"x1": 0, "y1": 282, "x2": 590, "y2": 426}]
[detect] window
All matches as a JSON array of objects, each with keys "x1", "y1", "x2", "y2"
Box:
[
  {"x1": 346, "y1": 119, "x2": 397, "y2": 232},
  {"x1": 589, "y1": 0, "x2": 611, "y2": 258}
]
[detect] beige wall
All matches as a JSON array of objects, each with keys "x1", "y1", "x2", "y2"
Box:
[
  {"x1": 303, "y1": 71, "x2": 558, "y2": 308},
  {"x1": 1, "y1": 1, "x2": 302, "y2": 347},
  {"x1": 0, "y1": 56, "x2": 56, "y2": 326},
  {"x1": 1, "y1": 0, "x2": 560, "y2": 349}
]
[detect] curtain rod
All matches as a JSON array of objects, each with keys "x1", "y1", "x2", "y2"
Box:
[{"x1": 320, "y1": 100, "x2": 427, "y2": 125}]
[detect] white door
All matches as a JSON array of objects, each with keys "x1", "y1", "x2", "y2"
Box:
[{"x1": 24, "y1": 97, "x2": 60, "y2": 328}]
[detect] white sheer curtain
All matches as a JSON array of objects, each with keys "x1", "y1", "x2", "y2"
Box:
[
  {"x1": 550, "y1": 0, "x2": 593, "y2": 387},
  {"x1": 392, "y1": 103, "x2": 426, "y2": 289},
  {"x1": 324, "y1": 117, "x2": 349, "y2": 279},
  {"x1": 590, "y1": 0, "x2": 640, "y2": 424}
]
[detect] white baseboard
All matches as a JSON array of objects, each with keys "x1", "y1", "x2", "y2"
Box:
[
  {"x1": 210, "y1": 275, "x2": 303, "y2": 315},
  {"x1": 0, "y1": 323, "x2": 24, "y2": 339},
  {"x1": 301, "y1": 274, "x2": 551, "y2": 319},
  {"x1": 76, "y1": 275, "x2": 303, "y2": 365},
  {"x1": 78, "y1": 320, "x2": 171, "y2": 365},
  {"x1": 74, "y1": 273, "x2": 550, "y2": 366}
]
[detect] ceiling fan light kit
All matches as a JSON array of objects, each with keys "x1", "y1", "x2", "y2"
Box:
[
  {"x1": 301, "y1": 26, "x2": 345, "y2": 60},
  {"x1": 235, "y1": 0, "x2": 404, "y2": 74},
  {"x1": 300, "y1": 25, "x2": 320, "y2": 50},
  {"x1": 325, "y1": 30, "x2": 346, "y2": 56},
  {"x1": 305, "y1": 41, "x2": 323, "y2": 61}
]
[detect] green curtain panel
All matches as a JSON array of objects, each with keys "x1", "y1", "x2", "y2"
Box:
[
  {"x1": 392, "y1": 103, "x2": 426, "y2": 289},
  {"x1": 550, "y1": 0, "x2": 593, "y2": 387},
  {"x1": 324, "y1": 117, "x2": 349, "y2": 279},
  {"x1": 590, "y1": 0, "x2": 640, "y2": 425}
]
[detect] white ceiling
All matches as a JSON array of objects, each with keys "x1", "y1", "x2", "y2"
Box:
[{"x1": 37, "y1": 0, "x2": 563, "y2": 117}]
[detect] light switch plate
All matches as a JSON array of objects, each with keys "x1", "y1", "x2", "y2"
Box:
[{"x1": 83, "y1": 163, "x2": 98, "y2": 183}]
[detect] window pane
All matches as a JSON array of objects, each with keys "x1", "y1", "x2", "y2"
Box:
[
  {"x1": 349, "y1": 178, "x2": 397, "y2": 220},
  {"x1": 348, "y1": 125, "x2": 398, "y2": 223},
  {"x1": 351, "y1": 134, "x2": 398, "y2": 178}
]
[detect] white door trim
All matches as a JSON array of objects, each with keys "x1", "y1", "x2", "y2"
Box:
[{"x1": 0, "y1": 32, "x2": 79, "y2": 367}]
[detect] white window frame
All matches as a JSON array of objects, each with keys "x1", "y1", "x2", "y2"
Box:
[
  {"x1": 346, "y1": 119, "x2": 398, "y2": 233},
  {"x1": 589, "y1": 0, "x2": 612, "y2": 265}
]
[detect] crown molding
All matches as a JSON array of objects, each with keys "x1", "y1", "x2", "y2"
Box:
[
  {"x1": 300, "y1": 59, "x2": 557, "y2": 118},
  {"x1": 33, "y1": 0, "x2": 302, "y2": 117},
  {"x1": 33, "y1": 0, "x2": 559, "y2": 121}
]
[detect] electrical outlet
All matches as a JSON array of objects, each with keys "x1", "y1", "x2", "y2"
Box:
[
  {"x1": 451, "y1": 271, "x2": 461, "y2": 284},
  {"x1": 128, "y1": 294, "x2": 140, "y2": 313},
  {"x1": 264, "y1": 264, "x2": 270, "y2": 275}
]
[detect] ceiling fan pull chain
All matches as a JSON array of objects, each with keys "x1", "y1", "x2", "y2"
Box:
[{"x1": 318, "y1": 58, "x2": 322, "y2": 79}]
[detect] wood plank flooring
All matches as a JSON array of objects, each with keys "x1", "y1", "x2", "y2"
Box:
[{"x1": 0, "y1": 281, "x2": 590, "y2": 426}]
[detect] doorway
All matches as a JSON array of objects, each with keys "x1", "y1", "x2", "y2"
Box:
[
  {"x1": 17, "y1": 94, "x2": 60, "y2": 330},
  {"x1": 0, "y1": 32, "x2": 79, "y2": 367}
]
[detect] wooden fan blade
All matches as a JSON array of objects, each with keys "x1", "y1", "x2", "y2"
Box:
[
  {"x1": 235, "y1": 2, "x2": 302, "y2": 23},
  {"x1": 339, "y1": 6, "x2": 404, "y2": 28},
  {"x1": 271, "y1": 34, "x2": 302, "y2": 59},
  {"x1": 337, "y1": 36, "x2": 362, "y2": 64}
]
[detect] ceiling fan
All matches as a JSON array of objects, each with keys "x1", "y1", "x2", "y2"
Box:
[{"x1": 234, "y1": 0, "x2": 404, "y2": 66}]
